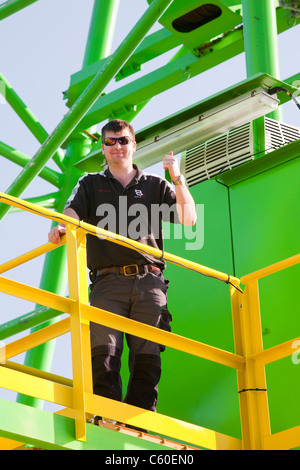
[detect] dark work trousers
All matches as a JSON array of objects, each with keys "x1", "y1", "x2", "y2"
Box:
[{"x1": 89, "y1": 271, "x2": 171, "y2": 412}]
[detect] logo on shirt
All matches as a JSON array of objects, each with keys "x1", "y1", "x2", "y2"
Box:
[{"x1": 134, "y1": 189, "x2": 145, "y2": 198}]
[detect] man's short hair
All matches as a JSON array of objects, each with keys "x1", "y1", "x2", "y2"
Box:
[{"x1": 101, "y1": 119, "x2": 135, "y2": 141}]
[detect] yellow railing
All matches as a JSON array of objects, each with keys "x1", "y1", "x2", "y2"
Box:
[{"x1": 0, "y1": 192, "x2": 299, "y2": 450}]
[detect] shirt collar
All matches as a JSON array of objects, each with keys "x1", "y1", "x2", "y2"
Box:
[{"x1": 104, "y1": 164, "x2": 145, "y2": 182}]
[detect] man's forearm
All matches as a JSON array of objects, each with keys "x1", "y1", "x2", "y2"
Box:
[
  {"x1": 175, "y1": 184, "x2": 197, "y2": 226},
  {"x1": 59, "y1": 207, "x2": 80, "y2": 226}
]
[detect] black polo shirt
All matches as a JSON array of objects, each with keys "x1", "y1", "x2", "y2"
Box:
[{"x1": 65, "y1": 165, "x2": 179, "y2": 271}]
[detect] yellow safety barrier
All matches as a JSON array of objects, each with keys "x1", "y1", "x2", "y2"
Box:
[{"x1": 0, "y1": 192, "x2": 299, "y2": 450}]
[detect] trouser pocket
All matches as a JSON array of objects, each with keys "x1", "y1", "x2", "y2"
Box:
[{"x1": 158, "y1": 308, "x2": 172, "y2": 352}]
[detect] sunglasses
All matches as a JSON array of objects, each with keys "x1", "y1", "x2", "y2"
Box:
[{"x1": 103, "y1": 136, "x2": 133, "y2": 146}]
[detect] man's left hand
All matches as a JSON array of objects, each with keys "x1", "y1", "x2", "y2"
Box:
[{"x1": 163, "y1": 152, "x2": 180, "y2": 182}]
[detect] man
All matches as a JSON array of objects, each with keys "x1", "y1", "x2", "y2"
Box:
[{"x1": 48, "y1": 119, "x2": 196, "y2": 419}]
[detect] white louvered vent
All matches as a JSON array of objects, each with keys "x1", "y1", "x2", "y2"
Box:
[
  {"x1": 180, "y1": 118, "x2": 300, "y2": 187},
  {"x1": 181, "y1": 122, "x2": 254, "y2": 187},
  {"x1": 265, "y1": 117, "x2": 300, "y2": 152}
]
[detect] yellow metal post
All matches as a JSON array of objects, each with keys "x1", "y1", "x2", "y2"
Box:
[
  {"x1": 66, "y1": 226, "x2": 89, "y2": 441},
  {"x1": 230, "y1": 286, "x2": 251, "y2": 445},
  {"x1": 231, "y1": 281, "x2": 271, "y2": 449}
]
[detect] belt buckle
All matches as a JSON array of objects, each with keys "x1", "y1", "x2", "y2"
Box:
[{"x1": 123, "y1": 264, "x2": 139, "y2": 276}]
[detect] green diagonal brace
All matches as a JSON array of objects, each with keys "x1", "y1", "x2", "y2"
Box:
[
  {"x1": 0, "y1": 306, "x2": 62, "y2": 341},
  {"x1": 0, "y1": 73, "x2": 65, "y2": 170},
  {"x1": 0, "y1": 0, "x2": 39, "y2": 21},
  {"x1": 0, "y1": 141, "x2": 61, "y2": 188}
]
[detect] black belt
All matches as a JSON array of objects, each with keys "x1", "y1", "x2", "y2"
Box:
[{"x1": 91, "y1": 264, "x2": 161, "y2": 278}]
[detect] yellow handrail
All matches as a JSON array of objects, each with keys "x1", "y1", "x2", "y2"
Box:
[
  {"x1": 0, "y1": 192, "x2": 241, "y2": 289},
  {"x1": 240, "y1": 253, "x2": 300, "y2": 284}
]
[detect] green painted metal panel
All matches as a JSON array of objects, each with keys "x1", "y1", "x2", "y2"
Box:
[{"x1": 231, "y1": 158, "x2": 300, "y2": 277}]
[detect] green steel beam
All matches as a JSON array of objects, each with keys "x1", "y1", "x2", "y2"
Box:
[
  {"x1": 115, "y1": 28, "x2": 182, "y2": 81},
  {"x1": 0, "y1": 141, "x2": 61, "y2": 188},
  {"x1": 242, "y1": 0, "x2": 281, "y2": 91},
  {"x1": 0, "y1": 398, "x2": 168, "y2": 450},
  {"x1": 81, "y1": 0, "x2": 121, "y2": 140},
  {"x1": 66, "y1": 7, "x2": 299, "y2": 135},
  {"x1": 220, "y1": 0, "x2": 243, "y2": 8},
  {"x1": 0, "y1": 306, "x2": 63, "y2": 341},
  {"x1": 82, "y1": 0, "x2": 120, "y2": 67},
  {"x1": 122, "y1": 45, "x2": 192, "y2": 127},
  {"x1": 70, "y1": 28, "x2": 245, "y2": 133},
  {"x1": 242, "y1": 0, "x2": 282, "y2": 138},
  {"x1": 66, "y1": 27, "x2": 182, "y2": 105},
  {"x1": 284, "y1": 72, "x2": 300, "y2": 87},
  {"x1": 0, "y1": 0, "x2": 175, "y2": 222},
  {"x1": 75, "y1": 3, "x2": 298, "y2": 89},
  {"x1": 0, "y1": 0, "x2": 39, "y2": 20},
  {"x1": 0, "y1": 73, "x2": 65, "y2": 170}
]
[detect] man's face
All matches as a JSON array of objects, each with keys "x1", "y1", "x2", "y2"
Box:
[{"x1": 102, "y1": 129, "x2": 136, "y2": 167}]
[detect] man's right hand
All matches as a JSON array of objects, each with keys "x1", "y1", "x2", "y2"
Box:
[
  {"x1": 48, "y1": 208, "x2": 79, "y2": 244},
  {"x1": 48, "y1": 225, "x2": 66, "y2": 244}
]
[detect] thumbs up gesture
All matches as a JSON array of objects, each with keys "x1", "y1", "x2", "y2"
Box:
[{"x1": 162, "y1": 151, "x2": 180, "y2": 182}]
